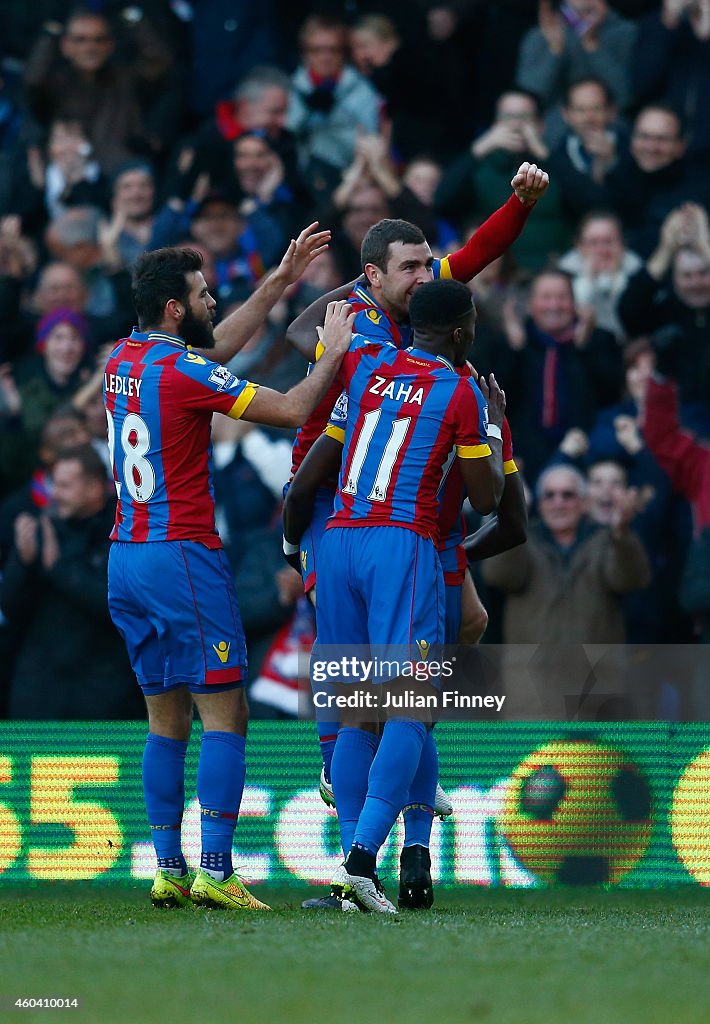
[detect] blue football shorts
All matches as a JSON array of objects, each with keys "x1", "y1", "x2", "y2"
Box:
[
  {"x1": 296, "y1": 486, "x2": 335, "y2": 594},
  {"x1": 315, "y1": 524, "x2": 444, "y2": 674},
  {"x1": 438, "y1": 546, "x2": 464, "y2": 644},
  {"x1": 108, "y1": 540, "x2": 247, "y2": 695}
]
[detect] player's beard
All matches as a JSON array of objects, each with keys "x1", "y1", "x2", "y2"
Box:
[{"x1": 181, "y1": 306, "x2": 215, "y2": 349}]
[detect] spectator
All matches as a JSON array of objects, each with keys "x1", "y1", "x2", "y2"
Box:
[
  {"x1": 169, "y1": 65, "x2": 299, "y2": 199},
  {"x1": 0, "y1": 216, "x2": 39, "y2": 362},
  {"x1": 493, "y1": 269, "x2": 624, "y2": 481},
  {"x1": 618, "y1": 203, "x2": 710, "y2": 434},
  {"x1": 0, "y1": 309, "x2": 90, "y2": 489},
  {"x1": 632, "y1": 0, "x2": 710, "y2": 159},
  {"x1": 557, "y1": 210, "x2": 642, "y2": 339},
  {"x1": 0, "y1": 406, "x2": 90, "y2": 565},
  {"x1": 606, "y1": 105, "x2": 710, "y2": 256},
  {"x1": 0, "y1": 257, "x2": 129, "y2": 365},
  {"x1": 151, "y1": 190, "x2": 285, "y2": 310},
  {"x1": 287, "y1": 15, "x2": 380, "y2": 197},
  {"x1": 586, "y1": 337, "x2": 657, "y2": 462},
  {"x1": 23, "y1": 8, "x2": 179, "y2": 172},
  {"x1": 435, "y1": 90, "x2": 572, "y2": 271},
  {"x1": 11, "y1": 118, "x2": 109, "y2": 232},
  {"x1": 643, "y1": 373, "x2": 710, "y2": 650},
  {"x1": 0, "y1": 444, "x2": 142, "y2": 719},
  {"x1": 482, "y1": 463, "x2": 651, "y2": 715},
  {"x1": 104, "y1": 160, "x2": 156, "y2": 270},
  {"x1": 584, "y1": 453, "x2": 681, "y2": 643},
  {"x1": 230, "y1": 131, "x2": 303, "y2": 243},
  {"x1": 402, "y1": 157, "x2": 458, "y2": 252},
  {"x1": 551, "y1": 77, "x2": 625, "y2": 218},
  {"x1": 516, "y1": 0, "x2": 637, "y2": 137},
  {"x1": 44, "y1": 205, "x2": 134, "y2": 328},
  {"x1": 349, "y1": 12, "x2": 474, "y2": 162}
]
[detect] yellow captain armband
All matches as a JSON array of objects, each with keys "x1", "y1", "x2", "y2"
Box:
[
  {"x1": 457, "y1": 443, "x2": 493, "y2": 459},
  {"x1": 227, "y1": 383, "x2": 259, "y2": 419},
  {"x1": 504, "y1": 458, "x2": 518, "y2": 475}
]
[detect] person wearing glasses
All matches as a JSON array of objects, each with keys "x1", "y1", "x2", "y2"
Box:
[
  {"x1": 481, "y1": 462, "x2": 650, "y2": 717},
  {"x1": 23, "y1": 8, "x2": 180, "y2": 172}
]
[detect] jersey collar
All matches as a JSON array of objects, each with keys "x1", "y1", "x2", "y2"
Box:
[
  {"x1": 130, "y1": 327, "x2": 187, "y2": 348},
  {"x1": 351, "y1": 281, "x2": 378, "y2": 308},
  {"x1": 406, "y1": 345, "x2": 455, "y2": 371}
]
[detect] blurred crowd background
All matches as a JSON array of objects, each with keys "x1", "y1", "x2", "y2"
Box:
[{"x1": 0, "y1": 0, "x2": 708, "y2": 721}]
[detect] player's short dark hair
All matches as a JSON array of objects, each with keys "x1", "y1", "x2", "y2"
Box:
[
  {"x1": 132, "y1": 247, "x2": 203, "y2": 329},
  {"x1": 409, "y1": 279, "x2": 475, "y2": 331},
  {"x1": 360, "y1": 219, "x2": 426, "y2": 275},
  {"x1": 54, "y1": 443, "x2": 107, "y2": 484},
  {"x1": 565, "y1": 76, "x2": 615, "y2": 107}
]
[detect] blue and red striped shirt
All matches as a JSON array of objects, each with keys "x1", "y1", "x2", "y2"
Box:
[
  {"x1": 103, "y1": 329, "x2": 257, "y2": 546},
  {"x1": 326, "y1": 336, "x2": 491, "y2": 541}
]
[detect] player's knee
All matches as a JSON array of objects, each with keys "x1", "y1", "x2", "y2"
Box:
[
  {"x1": 194, "y1": 686, "x2": 249, "y2": 735},
  {"x1": 145, "y1": 687, "x2": 193, "y2": 741},
  {"x1": 459, "y1": 604, "x2": 488, "y2": 645}
]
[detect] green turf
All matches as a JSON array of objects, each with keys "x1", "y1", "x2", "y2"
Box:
[{"x1": 0, "y1": 886, "x2": 708, "y2": 1024}]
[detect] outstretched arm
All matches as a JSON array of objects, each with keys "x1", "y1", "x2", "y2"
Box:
[
  {"x1": 444, "y1": 163, "x2": 550, "y2": 282},
  {"x1": 198, "y1": 223, "x2": 331, "y2": 365},
  {"x1": 240, "y1": 302, "x2": 354, "y2": 428}
]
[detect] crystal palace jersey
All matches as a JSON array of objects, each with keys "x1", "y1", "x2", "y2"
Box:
[
  {"x1": 327, "y1": 336, "x2": 491, "y2": 540},
  {"x1": 103, "y1": 329, "x2": 258, "y2": 546},
  {"x1": 326, "y1": 383, "x2": 518, "y2": 553},
  {"x1": 288, "y1": 269, "x2": 452, "y2": 481}
]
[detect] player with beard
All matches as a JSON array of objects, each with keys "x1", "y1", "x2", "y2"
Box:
[{"x1": 104, "y1": 244, "x2": 355, "y2": 911}]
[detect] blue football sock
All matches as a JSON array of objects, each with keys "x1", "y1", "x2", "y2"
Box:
[
  {"x1": 142, "y1": 733, "x2": 188, "y2": 874},
  {"x1": 353, "y1": 719, "x2": 427, "y2": 856},
  {"x1": 403, "y1": 730, "x2": 438, "y2": 848},
  {"x1": 331, "y1": 728, "x2": 379, "y2": 855},
  {"x1": 197, "y1": 731, "x2": 246, "y2": 881},
  {"x1": 311, "y1": 648, "x2": 339, "y2": 782},
  {"x1": 318, "y1": 731, "x2": 338, "y2": 784}
]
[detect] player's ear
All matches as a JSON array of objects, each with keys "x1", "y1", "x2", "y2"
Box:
[
  {"x1": 166, "y1": 298, "x2": 184, "y2": 321},
  {"x1": 364, "y1": 262, "x2": 380, "y2": 287}
]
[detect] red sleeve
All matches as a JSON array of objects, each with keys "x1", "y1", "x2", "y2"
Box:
[
  {"x1": 445, "y1": 194, "x2": 531, "y2": 283},
  {"x1": 642, "y1": 378, "x2": 708, "y2": 502}
]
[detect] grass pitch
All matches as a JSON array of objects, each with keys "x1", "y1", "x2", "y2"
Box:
[{"x1": 0, "y1": 885, "x2": 708, "y2": 1024}]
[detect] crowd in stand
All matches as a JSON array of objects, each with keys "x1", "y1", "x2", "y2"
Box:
[{"x1": 0, "y1": 0, "x2": 708, "y2": 720}]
